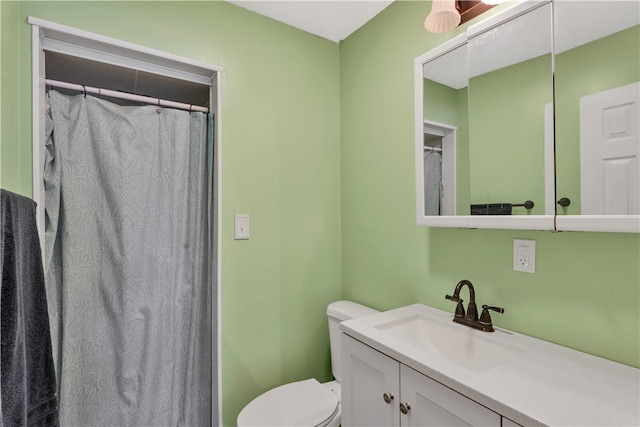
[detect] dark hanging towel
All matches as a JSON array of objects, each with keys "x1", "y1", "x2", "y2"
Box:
[
  {"x1": 470, "y1": 203, "x2": 513, "y2": 215},
  {"x1": 0, "y1": 189, "x2": 58, "y2": 426}
]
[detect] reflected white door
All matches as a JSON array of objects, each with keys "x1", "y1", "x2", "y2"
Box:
[{"x1": 580, "y1": 82, "x2": 639, "y2": 215}]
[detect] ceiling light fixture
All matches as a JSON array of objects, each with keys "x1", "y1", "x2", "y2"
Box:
[{"x1": 425, "y1": 0, "x2": 461, "y2": 33}]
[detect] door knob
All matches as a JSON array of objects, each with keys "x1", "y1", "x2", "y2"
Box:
[
  {"x1": 400, "y1": 402, "x2": 411, "y2": 414},
  {"x1": 382, "y1": 393, "x2": 394, "y2": 404}
]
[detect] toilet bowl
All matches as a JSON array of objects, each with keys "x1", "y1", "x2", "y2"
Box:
[
  {"x1": 237, "y1": 301, "x2": 378, "y2": 426},
  {"x1": 237, "y1": 379, "x2": 341, "y2": 427}
]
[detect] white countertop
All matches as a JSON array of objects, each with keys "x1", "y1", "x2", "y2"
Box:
[{"x1": 340, "y1": 304, "x2": 640, "y2": 426}]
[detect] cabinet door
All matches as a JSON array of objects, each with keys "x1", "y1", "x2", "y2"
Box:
[
  {"x1": 341, "y1": 335, "x2": 400, "y2": 426},
  {"x1": 400, "y1": 365, "x2": 500, "y2": 427}
]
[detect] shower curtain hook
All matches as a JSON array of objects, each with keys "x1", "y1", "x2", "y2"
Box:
[
  {"x1": 189, "y1": 104, "x2": 193, "y2": 115},
  {"x1": 82, "y1": 85, "x2": 87, "y2": 98}
]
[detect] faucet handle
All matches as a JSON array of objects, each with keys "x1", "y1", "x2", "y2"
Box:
[
  {"x1": 479, "y1": 305, "x2": 504, "y2": 331},
  {"x1": 483, "y1": 305, "x2": 504, "y2": 314},
  {"x1": 445, "y1": 294, "x2": 465, "y2": 317}
]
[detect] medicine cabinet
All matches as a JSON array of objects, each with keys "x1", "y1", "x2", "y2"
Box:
[{"x1": 414, "y1": 0, "x2": 639, "y2": 233}]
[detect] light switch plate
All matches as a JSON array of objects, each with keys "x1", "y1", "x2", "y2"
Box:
[
  {"x1": 235, "y1": 214, "x2": 250, "y2": 240},
  {"x1": 513, "y1": 239, "x2": 535, "y2": 273}
]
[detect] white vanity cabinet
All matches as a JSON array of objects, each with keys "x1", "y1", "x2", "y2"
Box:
[
  {"x1": 341, "y1": 334, "x2": 399, "y2": 426},
  {"x1": 401, "y1": 364, "x2": 500, "y2": 427},
  {"x1": 341, "y1": 304, "x2": 640, "y2": 426},
  {"x1": 341, "y1": 335, "x2": 501, "y2": 427}
]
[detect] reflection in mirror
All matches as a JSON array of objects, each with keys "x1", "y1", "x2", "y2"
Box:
[
  {"x1": 467, "y1": 2, "x2": 553, "y2": 216},
  {"x1": 422, "y1": 42, "x2": 469, "y2": 216},
  {"x1": 554, "y1": 1, "x2": 640, "y2": 216}
]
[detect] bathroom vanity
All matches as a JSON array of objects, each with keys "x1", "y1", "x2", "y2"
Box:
[{"x1": 340, "y1": 304, "x2": 640, "y2": 426}]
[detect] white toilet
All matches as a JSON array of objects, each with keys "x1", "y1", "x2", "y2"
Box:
[{"x1": 237, "y1": 301, "x2": 378, "y2": 427}]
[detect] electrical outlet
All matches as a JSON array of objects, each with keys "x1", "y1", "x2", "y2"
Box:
[
  {"x1": 513, "y1": 239, "x2": 535, "y2": 273},
  {"x1": 235, "y1": 214, "x2": 250, "y2": 240}
]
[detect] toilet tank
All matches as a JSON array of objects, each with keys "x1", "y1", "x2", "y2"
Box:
[{"x1": 326, "y1": 301, "x2": 379, "y2": 382}]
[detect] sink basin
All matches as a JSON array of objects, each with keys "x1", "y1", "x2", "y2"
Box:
[{"x1": 374, "y1": 313, "x2": 524, "y2": 374}]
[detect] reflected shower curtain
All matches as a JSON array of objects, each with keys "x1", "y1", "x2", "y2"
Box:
[
  {"x1": 44, "y1": 90, "x2": 212, "y2": 426},
  {"x1": 424, "y1": 149, "x2": 442, "y2": 216}
]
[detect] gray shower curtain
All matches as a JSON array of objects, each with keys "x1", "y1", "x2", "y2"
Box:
[
  {"x1": 424, "y1": 149, "x2": 443, "y2": 216},
  {"x1": 44, "y1": 90, "x2": 212, "y2": 426}
]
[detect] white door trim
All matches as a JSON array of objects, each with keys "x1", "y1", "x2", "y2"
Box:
[
  {"x1": 32, "y1": 25, "x2": 46, "y2": 251},
  {"x1": 27, "y1": 17, "x2": 221, "y2": 83}
]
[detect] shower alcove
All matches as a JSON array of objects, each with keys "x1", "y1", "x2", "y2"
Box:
[{"x1": 29, "y1": 17, "x2": 222, "y2": 425}]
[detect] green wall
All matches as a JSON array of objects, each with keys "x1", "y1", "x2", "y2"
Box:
[
  {"x1": 423, "y1": 78, "x2": 459, "y2": 124},
  {"x1": 340, "y1": 0, "x2": 639, "y2": 370},
  {"x1": 1, "y1": 0, "x2": 23, "y2": 192},
  {"x1": 0, "y1": 2, "x2": 341, "y2": 425},
  {"x1": 468, "y1": 53, "x2": 552, "y2": 215},
  {"x1": 555, "y1": 25, "x2": 640, "y2": 215}
]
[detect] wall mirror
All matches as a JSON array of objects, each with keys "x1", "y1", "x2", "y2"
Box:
[
  {"x1": 415, "y1": 0, "x2": 555, "y2": 230},
  {"x1": 421, "y1": 36, "x2": 469, "y2": 218},
  {"x1": 553, "y1": 0, "x2": 640, "y2": 232}
]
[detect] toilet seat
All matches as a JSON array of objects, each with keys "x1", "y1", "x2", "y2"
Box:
[{"x1": 237, "y1": 378, "x2": 339, "y2": 427}]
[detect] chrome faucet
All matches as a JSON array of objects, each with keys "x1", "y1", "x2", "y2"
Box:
[{"x1": 445, "y1": 279, "x2": 504, "y2": 332}]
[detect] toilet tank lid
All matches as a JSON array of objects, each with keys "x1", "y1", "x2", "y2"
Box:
[{"x1": 326, "y1": 301, "x2": 378, "y2": 321}]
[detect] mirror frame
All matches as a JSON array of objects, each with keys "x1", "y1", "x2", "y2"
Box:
[
  {"x1": 555, "y1": 216, "x2": 639, "y2": 233},
  {"x1": 415, "y1": 0, "x2": 555, "y2": 230}
]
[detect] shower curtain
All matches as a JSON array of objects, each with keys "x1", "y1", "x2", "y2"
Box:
[
  {"x1": 424, "y1": 149, "x2": 443, "y2": 216},
  {"x1": 44, "y1": 90, "x2": 212, "y2": 426}
]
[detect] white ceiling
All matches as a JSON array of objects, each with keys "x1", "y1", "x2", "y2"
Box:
[{"x1": 226, "y1": 0, "x2": 394, "y2": 42}]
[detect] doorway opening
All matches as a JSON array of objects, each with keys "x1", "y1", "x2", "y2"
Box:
[
  {"x1": 30, "y1": 17, "x2": 222, "y2": 425},
  {"x1": 423, "y1": 120, "x2": 457, "y2": 216}
]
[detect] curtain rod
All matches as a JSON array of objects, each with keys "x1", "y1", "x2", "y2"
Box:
[
  {"x1": 424, "y1": 146, "x2": 442, "y2": 152},
  {"x1": 45, "y1": 79, "x2": 209, "y2": 113}
]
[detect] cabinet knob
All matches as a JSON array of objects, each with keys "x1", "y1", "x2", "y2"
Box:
[
  {"x1": 400, "y1": 402, "x2": 411, "y2": 415},
  {"x1": 557, "y1": 197, "x2": 571, "y2": 207},
  {"x1": 382, "y1": 392, "x2": 394, "y2": 404}
]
